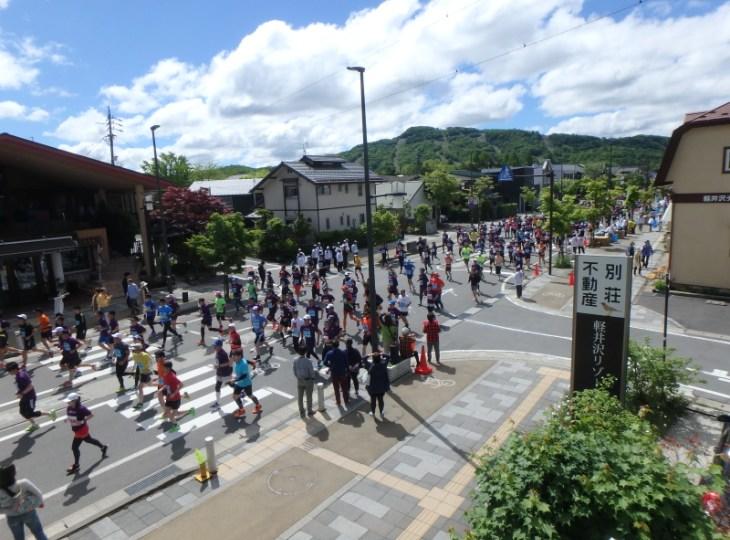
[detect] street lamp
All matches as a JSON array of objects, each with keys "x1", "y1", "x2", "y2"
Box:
[
  {"x1": 150, "y1": 124, "x2": 171, "y2": 284},
  {"x1": 347, "y1": 65, "x2": 379, "y2": 351},
  {"x1": 542, "y1": 159, "x2": 555, "y2": 275}
]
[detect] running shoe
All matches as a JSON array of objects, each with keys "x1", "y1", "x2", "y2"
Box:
[
  {"x1": 167, "y1": 423, "x2": 180, "y2": 433},
  {"x1": 233, "y1": 408, "x2": 245, "y2": 418},
  {"x1": 66, "y1": 464, "x2": 79, "y2": 474},
  {"x1": 254, "y1": 403, "x2": 263, "y2": 414},
  {"x1": 48, "y1": 409, "x2": 57, "y2": 421},
  {"x1": 117, "y1": 387, "x2": 126, "y2": 393},
  {"x1": 26, "y1": 423, "x2": 39, "y2": 433},
  {"x1": 133, "y1": 402, "x2": 144, "y2": 410},
  {"x1": 101, "y1": 445, "x2": 108, "y2": 458},
  {"x1": 210, "y1": 402, "x2": 220, "y2": 409},
  {"x1": 186, "y1": 407, "x2": 196, "y2": 418}
]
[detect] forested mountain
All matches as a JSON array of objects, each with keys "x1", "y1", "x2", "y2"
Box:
[{"x1": 339, "y1": 126, "x2": 668, "y2": 175}]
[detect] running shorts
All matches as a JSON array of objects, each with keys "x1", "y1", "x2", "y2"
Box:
[
  {"x1": 234, "y1": 384, "x2": 253, "y2": 398},
  {"x1": 165, "y1": 399, "x2": 181, "y2": 410}
]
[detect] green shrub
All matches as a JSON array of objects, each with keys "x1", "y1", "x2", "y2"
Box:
[
  {"x1": 463, "y1": 383, "x2": 716, "y2": 540},
  {"x1": 625, "y1": 339, "x2": 699, "y2": 432},
  {"x1": 554, "y1": 254, "x2": 572, "y2": 268},
  {"x1": 654, "y1": 278, "x2": 668, "y2": 292}
]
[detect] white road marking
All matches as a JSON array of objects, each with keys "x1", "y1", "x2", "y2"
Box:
[
  {"x1": 463, "y1": 319, "x2": 572, "y2": 341},
  {"x1": 681, "y1": 384, "x2": 730, "y2": 400},
  {"x1": 265, "y1": 386, "x2": 295, "y2": 399}
]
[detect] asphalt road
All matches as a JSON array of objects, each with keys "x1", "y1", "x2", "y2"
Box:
[{"x1": 0, "y1": 253, "x2": 728, "y2": 526}]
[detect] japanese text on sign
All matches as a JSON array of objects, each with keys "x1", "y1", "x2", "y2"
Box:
[{"x1": 575, "y1": 255, "x2": 630, "y2": 317}]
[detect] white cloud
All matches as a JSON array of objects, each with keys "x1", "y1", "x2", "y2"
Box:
[
  {"x1": 0, "y1": 33, "x2": 68, "y2": 89},
  {"x1": 0, "y1": 100, "x2": 48, "y2": 121},
  {"x1": 48, "y1": 0, "x2": 730, "y2": 167},
  {"x1": 0, "y1": 0, "x2": 9, "y2": 9}
]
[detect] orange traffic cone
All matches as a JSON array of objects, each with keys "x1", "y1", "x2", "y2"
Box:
[
  {"x1": 568, "y1": 271, "x2": 575, "y2": 286},
  {"x1": 414, "y1": 345, "x2": 433, "y2": 375},
  {"x1": 532, "y1": 264, "x2": 541, "y2": 277}
]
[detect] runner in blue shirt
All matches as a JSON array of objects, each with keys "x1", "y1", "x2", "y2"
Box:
[
  {"x1": 230, "y1": 349, "x2": 262, "y2": 419},
  {"x1": 157, "y1": 297, "x2": 181, "y2": 349},
  {"x1": 144, "y1": 298, "x2": 158, "y2": 338},
  {"x1": 250, "y1": 306, "x2": 269, "y2": 361},
  {"x1": 404, "y1": 259, "x2": 415, "y2": 293}
]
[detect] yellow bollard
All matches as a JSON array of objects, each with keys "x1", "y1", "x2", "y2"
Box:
[{"x1": 193, "y1": 448, "x2": 210, "y2": 483}]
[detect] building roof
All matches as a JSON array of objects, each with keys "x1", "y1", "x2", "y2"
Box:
[
  {"x1": 656, "y1": 102, "x2": 730, "y2": 186},
  {"x1": 277, "y1": 155, "x2": 383, "y2": 184},
  {"x1": 189, "y1": 178, "x2": 259, "y2": 196},
  {"x1": 0, "y1": 133, "x2": 168, "y2": 190}
]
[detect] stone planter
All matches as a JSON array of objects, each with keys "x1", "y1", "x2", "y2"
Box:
[{"x1": 387, "y1": 359, "x2": 412, "y2": 382}]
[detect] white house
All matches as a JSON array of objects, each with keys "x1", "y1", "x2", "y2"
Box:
[
  {"x1": 188, "y1": 177, "x2": 260, "y2": 214},
  {"x1": 253, "y1": 155, "x2": 383, "y2": 232},
  {"x1": 376, "y1": 175, "x2": 433, "y2": 218}
]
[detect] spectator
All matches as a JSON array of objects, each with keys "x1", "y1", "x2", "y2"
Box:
[
  {"x1": 126, "y1": 281, "x2": 140, "y2": 315},
  {"x1": 366, "y1": 352, "x2": 390, "y2": 419},
  {"x1": 324, "y1": 342, "x2": 350, "y2": 408},
  {"x1": 422, "y1": 312, "x2": 441, "y2": 365},
  {"x1": 0, "y1": 464, "x2": 48, "y2": 540}
]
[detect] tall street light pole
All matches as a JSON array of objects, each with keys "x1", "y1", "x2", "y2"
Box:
[
  {"x1": 543, "y1": 159, "x2": 554, "y2": 275},
  {"x1": 150, "y1": 125, "x2": 171, "y2": 281},
  {"x1": 347, "y1": 66, "x2": 379, "y2": 351}
]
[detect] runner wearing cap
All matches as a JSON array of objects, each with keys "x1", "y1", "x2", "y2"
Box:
[
  {"x1": 64, "y1": 392, "x2": 107, "y2": 474},
  {"x1": 214, "y1": 291, "x2": 226, "y2": 331},
  {"x1": 159, "y1": 361, "x2": 195, "y2": 432},
  {"x1": 132, "y1": 343, "x2": 154, "y2": 409},
  {"x1": 301, "y1": 314, "x2": 320, "y2": 362},
  {"x1": 157, "y1": 297, "x2": 181, "y2": 349},
  {"x1": 197, "y1": 297, "x2": 215, "y2": 347},
  {"x1": 129, "y1": 316, "x2": 147, "y2": 348},
  {"x1": 212, "y1": 338, "x2": 231, "y2": 409},
  {"x1": 5, "y1": 362, "x2": 56, "y2": 432},
  {"x1": 230, "y1": 349, "x2": 262, "y2": 419},
  {"x1": 143, "y1": 296, "x2": 158, "y2": 338},
  {"x1": 95, "y1": 310, "x2": 113, "y2": 362},
  {"x1": 250, "y1": 305, "x2": 269, "y2": 362},
  {"x1": 111, "y1": 333, "x2": 130, "y2": 393},
  {"x1": 227, "y1": 323, "x2": 242, "y2": 353},
  {"x1": 34, "y1": 308, "x2": 54, "y2": 358}
]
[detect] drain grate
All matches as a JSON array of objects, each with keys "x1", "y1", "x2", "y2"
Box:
[{"x1": 124, "y1": 464, "x2": 181, "y2": 496}]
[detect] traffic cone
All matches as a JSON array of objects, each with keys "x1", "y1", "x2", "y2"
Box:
[
  {"x1": 414, "y1": 345, "x2": 433, "y2": 375},
  {"x1": 568, "y1": 271, "x2": 575, "y2": 286},
  {"x1": 532, "y1": 264, "x2": 541, "y2": 277}
]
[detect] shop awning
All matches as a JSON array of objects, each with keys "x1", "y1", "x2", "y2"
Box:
[{"x1": 0, "y1": 236, "x2": 77, "y2": 258}]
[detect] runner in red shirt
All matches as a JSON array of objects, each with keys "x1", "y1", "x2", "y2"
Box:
[
  {"x1": 158, "y1": 361, "x2": 195, "y2": 433},
  {"x1": 64, "y1": 392, "x2": 107, "y2": 474}
]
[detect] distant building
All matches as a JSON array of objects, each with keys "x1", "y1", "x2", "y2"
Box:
[
  {"x1": 188, "y1": 177, "x2": 259, "y2": 215},
  {"x1": 253, "y1": 155, "x2": 383, "y2": 233},
  {"x1": 375, "y1": 175, "x2": 433, "y2": 219},
  {"x1": 656, "y1": 101, "x2": 730, "y2": 296}
]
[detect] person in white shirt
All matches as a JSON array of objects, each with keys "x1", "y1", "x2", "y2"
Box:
[
  {"x1": 350, "y1": 241, "x2": 359, "y2": 256},
  {"x1": 514, "y1": 269, "x2": 524, "y2": 299},
  {"x1": 396, "y1": 289, "x2": 412, "y2": 327},
  {"x1": 290, "y1": 310, "x2": 304, "y2": 349}
]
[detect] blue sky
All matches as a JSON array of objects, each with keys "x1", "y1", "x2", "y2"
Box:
[{"x1": 1, "y1": 0, "x2": 728, "y2": 167}]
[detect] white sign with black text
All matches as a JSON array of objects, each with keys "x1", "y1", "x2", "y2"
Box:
[{"x1": 574, "y1": 255, "x2": 630, "y2": 318}]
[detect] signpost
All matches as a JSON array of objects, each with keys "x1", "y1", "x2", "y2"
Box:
[
  {"x1": 571, "y1": 254, "x2": 632, "y2": 400},
  {"x1": 497, "y1": 165, "x2": 513, "y2": 182}
]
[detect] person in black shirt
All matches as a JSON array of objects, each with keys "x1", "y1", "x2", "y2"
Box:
[
  {"x1": 345, "y1": 338, "x2": 363, "y2": 398},
  {"x1": 0, "y1": 321, "x2": 21, "y2": 370}
]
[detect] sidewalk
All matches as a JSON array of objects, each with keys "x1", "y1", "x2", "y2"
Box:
[{"x1": 53, "y1": 351, "x2": 571, "y2": 540}]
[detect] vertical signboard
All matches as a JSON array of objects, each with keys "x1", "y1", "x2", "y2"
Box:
[{"x1": 571, "y1": 255, "x2": 632, "y2": 399}]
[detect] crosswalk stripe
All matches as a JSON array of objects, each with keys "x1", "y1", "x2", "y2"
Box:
[
  {"x1": 157, "y1": 388, "x2": 273, "y2": 443},
  {"x1": 126, "y1": 379, "x2": 215, "y2": 427},
  {"x1": 106, "y1": 366, "x2": 214, "y2": 411}
]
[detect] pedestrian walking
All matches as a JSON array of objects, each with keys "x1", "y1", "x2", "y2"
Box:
[
  {"x1": 422, "y1": 312, "x2": 441, "y2": 364},
  {"x1": 6, "y1": 362, "x2": 56, "y2": 433},
  {"x1": 345, "y1": 338, "x2": 363, "y2": 398},
  {"x1": 641, "y1": 240, "x2": 653, "y2": 269},
  {"x1": 0, "y1": 464, "x2": 48, "y2": 540},
  {"x1": 73, "y1": 306, "x2": 87, "y2": 343},
  {"x1": 64, "y1": 392, "x2": 108, "y2": 474},
  {"x1": 633, "y1": 249, "x2": 642, "y2": 276},
  {"x1": 293, "y1": 345, "x2": 315, "y2": 417},
  {"x1": 514, "y1": 268, "x2": 525, "y2": 299},
  {"x1": 366, "y1": 352, "x2": 390, "y2": 419}
]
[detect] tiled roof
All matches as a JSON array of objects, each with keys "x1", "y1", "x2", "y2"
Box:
[
  {"x1": 283, "y1": 157, "x2": 383, "y2": 183},
  {"x1": 189, "y1": 178, "x2": 259, "y2": 196}
]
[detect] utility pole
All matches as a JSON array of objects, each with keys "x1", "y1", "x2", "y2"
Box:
[{"x1": 103, "y1": 106, "x2": 122, "y2": 166}]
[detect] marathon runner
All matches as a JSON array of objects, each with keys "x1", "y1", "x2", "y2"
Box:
[
  {"x1": 212, "y1": 338, "x2": 232, "y2": 409},
  {"x1": 158, "y1": 360, "x2": 195, "y2": 433},
  {"x1": 6, "y1": 362, "x2": 56, "y2": 432},
  {"x1": 64, "y1": 392, "x2": 107, "y2": 474},
  {"x1": 132, "y1": 343, "x2": 154, "y2": 408},
  {"x1": 230, "y1": 349, "x2": 262, "y2": 419}
]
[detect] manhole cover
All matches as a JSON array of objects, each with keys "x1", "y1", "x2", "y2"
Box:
[{"x1": 267, "y1": 465, "x2": 317, "y2": 496}]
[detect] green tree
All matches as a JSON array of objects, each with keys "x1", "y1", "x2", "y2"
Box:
[
  {"x1": 141, "y1": 152, "x2": 193, "y2": 187},
  {"x1": 539, "y1": 190, "x2": 580, "y2": 255},
  {"x1": 520, "y1": 185, "x2": 538, "y2": 211},
  {"x1": 366, "y1": 207, "x2": 400, "y2": 245},
  {"x1": 463, "y1": 383, "x2": 716, "y2": 540},
  {"x1": 186, "y1": 212, "x2": 251, "y2": 271},
  {"x1": 413, "y1": 203, "x2": 431, "y2": 233},
  {"x1": 423, "y1": 162, "x2": 461, "y2": 222},
  {"x1": 582, "y1": 177, "x2": 622, "y2": 233}
]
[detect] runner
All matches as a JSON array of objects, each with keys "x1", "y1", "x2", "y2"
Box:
[
  {"x1": 395, "y1": 289, "x2": 411, "y2": 327},
  {"x1": 131, "y1": 343, "x2": 154, "y2": 408},
  {"x1": 64, "y1": 392, "x2": 107, "y2": 474},
  {"x1": 301, "y1": 314, "x2": 320, "y2": 362},
  {"x1": 353, "y1": 253, "x2": 364, "y2": 282},
  {"x1": 231, "y1": 279, "x2": 244, "y2": 314},
  {"x1": 246, "y1": 278, "x2": 258, "y2": 312},
  {"x1": 468, "y1": 265, "x2": 482, "y2": 304},
  {"x1": 0, "y1": 320, "x2": 21, "y2": 370},
  {"x1": 129, "y1": 316, "x2": 147, "y2": 348},
  {"x1": 159, "y1": 360, "x2": 195, "y2": 433},
  {"x1": 73, "y1": 306, "x2": 88, "y2": 344},
  {"x1": 417, "y1": 268, "x2": 428, "y2": 306},
  {"x1": 157, "y1": 297, "x2": 181, "y2": 348},
  {"x1": 387, "y1": 269, "x2": 399, "y2": 299},
  {"x1": 168, "y1": 294, "x2": 182, "y2": 334},
  {"x1": 34, "y1": 309, "x2": 54, "y2": 358},
  {"x1": 230, "y1": 349, "x2": 262, "y2": 418},
  {"x1": 290, "y1": 308, "x2": 303, "y2": 350},
  {"x1": 404, "y1": 258, "x2": 415, "y2": 293},
  {"x1": 17, "y1": 315, "x2": 42, "y2": 368},
  {"x1": 250, "y1": 305, "x2": 270, "y2": 362},
  {"x1": 227, "y1": 323, "x2": 242, "y2": 353},
  {"x1": 197, "y1": 297, "x2": 215, "y2": 346},
  {"x1": 212, "y1": 338, "x2": 232, "y2": 409},
  {"x1": 111, "y1": 333, "x2": 131, "y2": 393},
  {"x1": 95, "y1": 311, "x2": 113, "y2": 363},
  {"x1": 341, "y1": 282, "x2": 359, "y2": 333},
  {"x1": 143, "y1": 296, "x2": 158, "y2": 338},
  {"x1": 57, "y1": 328, "x2": 94, "y2": 387},
  {"x1": 214, "y1": 291, "x2": 226, "y2": 331},
  {"x1": 6, "y1": 362, "x2": 56, "y2": 432}
]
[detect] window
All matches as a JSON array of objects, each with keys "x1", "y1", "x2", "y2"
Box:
[
  {"x1": 340, "y1": 215, "x2": 344, "y2": 226},
  {"x1": 338, "y1": 184, "x2": 343, "y2": 192},
  {"x1": 284, "y1": 185, "x2": 298, "y2": 198},
  {"x1": 345, "y1": 184, "x2": 349, "y2": 194},
  {"x1": 360, "y1": 213, "x2": 365, "y2": 224},
  {"x1": 346, "y1": 215, "x2": 351, "y2": 226},
  {"x1": 723, "y1": 146, "x2": 730, "y2": 173},
  {"x1": 357, "y1": 184, "x2": 363, "y2": 197},
  {"x1": 318, "y1": 185, "x2": 331, "y2": 195},
  {"x1": 325, "y1": 217, "x2": 331, "y2": 230}
]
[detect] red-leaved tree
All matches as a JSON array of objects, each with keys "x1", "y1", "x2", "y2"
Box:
[{"x1": 150, "y1": 187, "x2": 228, "y2": 236}]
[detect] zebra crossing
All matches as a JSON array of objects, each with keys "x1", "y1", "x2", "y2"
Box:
[{"x1": 103, "y1": 362, "x2": 292, "y2": 444}]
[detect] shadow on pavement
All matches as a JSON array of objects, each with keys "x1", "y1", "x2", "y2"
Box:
[{"x1": 306, "y1": 417, "x2": 329, "y2": 441}]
